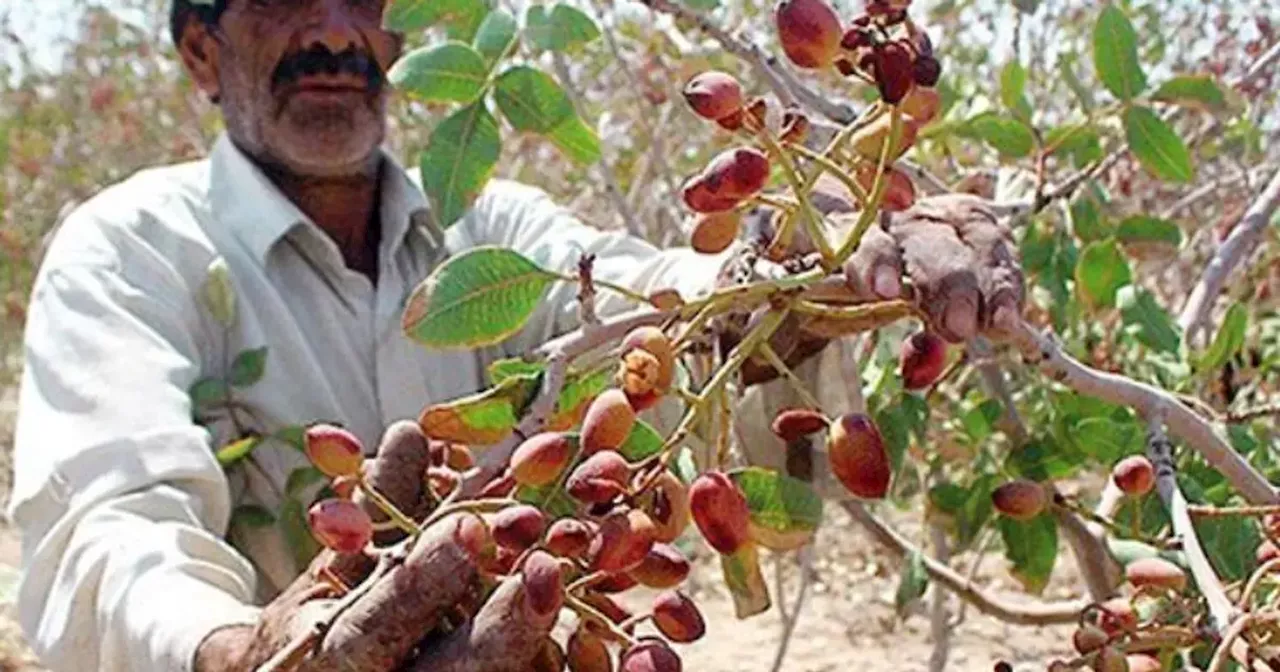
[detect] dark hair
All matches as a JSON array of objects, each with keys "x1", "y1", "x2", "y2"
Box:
[{"x1": 169, "y1": 0, "x2": 229, "y2": 46}]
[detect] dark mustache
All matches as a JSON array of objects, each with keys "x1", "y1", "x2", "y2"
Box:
[{"x1": 272, "y1": 44, "x2": 384, "y2": 93}]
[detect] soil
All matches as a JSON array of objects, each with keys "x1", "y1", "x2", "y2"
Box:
[{"x1": 0, "y1": 382, "x2": 1081, "y2": 672}]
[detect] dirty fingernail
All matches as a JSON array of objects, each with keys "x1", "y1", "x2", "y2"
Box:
[
  {"x1": 872, "y1": 266, "x2": 901, "y2": 299},
  {"x1": 943, "y1": 301, "x2": 977, "y2": 340}
]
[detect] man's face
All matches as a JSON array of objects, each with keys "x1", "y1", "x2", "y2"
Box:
[{"x1": 188, "y1": 0, "x2": 403, "y2": 177}]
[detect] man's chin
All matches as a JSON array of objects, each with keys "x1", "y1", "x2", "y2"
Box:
[{"x1": 265, "y1": 125, "x2": 385, "y2": 178}]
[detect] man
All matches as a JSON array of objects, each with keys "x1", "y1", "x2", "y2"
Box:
[{"x1": 7, "y1": 1, "x2": 1023, "y2": 670}]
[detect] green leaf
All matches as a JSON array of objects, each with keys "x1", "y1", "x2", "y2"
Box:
[
  {"x1": 618, "y1": 420, "x2": 665, "y2": 462},
  {"x1": 402, "y1": 246, "x2": 555, "y2": 349},
  {"x1": 720, "y1": 543, "x2": 771, "y2": 619},
  {"x1": 524, "y1": 3, "x2": 601, "y2": 53},
  {"x1": 1006, "y1": 436, "x2": 1082, "y2": 480},
  {"x1": 274, "y1": 425, "x2": 307, "y2": 453},
  {"x1": 549, "y1": 366, "x2": 611, "y2": 429},
  {"x1": 472, "y1": 9, "x2": 518, "y2": 64},
  {"x1": 1046, "y1": 124, "x2": 1104, "y2": 166},
  {"x1": 279, "y1": 496, "x2": 321, "y2": 573},
  {"x1": 895, "y1": 550, "x2": 930, "y2": 618},
  {"x1": 1071, "y1": 417, "x2": 1140, "y2": 464},
  {"x1": 1123, "y1": 105, "x2": 1194, "y2": 184},
  {"x1": 384, "y1": 0, "x2": 489, "y2": 32},
  {"x1": 1117, "y1": 215, "x2": 1182, "y2": 247},
  {"x1": 231, "y1": 504, "x2": 277, "y2": 529},
  {"x1": 514, "y1": 481, "x2": 580, "y2": 520},
  {"x1": 728, "y1": 467, "x2": 824, "y2": 552},
  {"x1": 1197, "y1": 515, "x2": 1260, "y2": 582},
  {"x1": 680, "y1": 0, "x2": 721, "y2": 9},
  {"x1": 388, "y1": 42, "x2": 489, "y2": 103},
  {"x1": 418, "y1": 374, "x2": 540, "y2": 445},
  {"x1": 965, "y1": 112, "x2": 1035, "y2": 159},
  {"x1": 492, "y1": 66, "x2": 601, "y2": 164},
  {"x1": 1152, "y1": 74, "x2": 1228, "y2": 111},
  {"x1": 229, "y1": 347, "x2": 268, "y2": 388},
  {"x1": 216, "y1": 435, "x2": 261, "y2": 468},
  {"x1": 1092, "y1": 5, "x2": 1147, "y2": 100},
  {"x1": 928, "y1": 473, "x2": 997, "y2": 550},
  {"x1": 1117, "y1": 285, "x2": 1182, "y2": 354},
  {"x1": 286, "y1": 466, "x2": 327, "y2": 497},
  {"x1": 1075, "y1": 239, "x2": 1132, "y2": 309},
  {"x1": 999, "y1": 61, "x2": 1032, "y2": 122},
  {"x1": 190, "y1": 377, "x2": 229, "y2": 412},
  {"x1": 1197, "y1": 303, "x2": 1248, "y2": 371},
  {"x1": 1059, "y1": 53, "x2": 1096, "y2": 111},
  {"x1": 419, "y1": 99, "x2": 502, "y2": 230},
  {"x1": 1107, "y1": 538, "x2": 1189, "y2": 572},
  {"x1": 1069, "y1": 190, "x2": 1109, "y2": 242},
  {"x1": 488, "y1": 357, "x2": 545, "y2": 384},
  {"x1": 998, "y1": 513, "x2": 1058, "y2": 595},
  {"x1": 201, "y1": 257, "x2": 236, "y2": 328}
]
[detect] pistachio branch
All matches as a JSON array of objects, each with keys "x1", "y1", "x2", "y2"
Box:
[
  {"x1": 576, "y1": 254, "x2": 600, "y2": 327},
  {"x1": 638, "y1": 0, "x2": 794, "y2": 106},
  {"x1": 1178, "y1": 166, "x2": 1280, "y2": 341},
  {"x1": 840, "y1": 500, "x2": 1089, "y2": 625},
  {"x1": 1009, "y1": 319, "x2": 1278, "y2": 505},
  {"x1": 1145, "y1": 407, "x2": 1239, "y2": 635}
]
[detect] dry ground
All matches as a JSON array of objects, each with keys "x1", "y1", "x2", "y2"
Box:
[{"x1": 0, "y1": 381, "x2": 1081, "y2": 671}]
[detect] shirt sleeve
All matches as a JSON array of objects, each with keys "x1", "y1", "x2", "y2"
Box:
[
  {"x1": 7, "y1": 211, "x2": 262, "y2": 672},
  {"x1": 457, "y1": 179, "x2": 741, "y2": 354}
]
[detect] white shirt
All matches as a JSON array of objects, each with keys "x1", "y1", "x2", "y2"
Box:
[{"x1": 7, "y1": 133, "x2": 735, "y2": 672}]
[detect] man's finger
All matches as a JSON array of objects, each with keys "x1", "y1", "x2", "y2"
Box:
[
  {"x1": 405, "y1": 551, "x2": 564, "y2": 672},
  {"x1": 888, "y1": 205, "x2": 982, "y2": 342},
  {"x1": 302, "y1": 513, "x2": 489, "y2": 671},
  {"x1": 943, "y1": 194, "x2": 1025, "y2": 339},
  {"x1": 839, "y1": 217, "x2": 904, "y2": 302},
  {"x1": 357, "y1": 420, "x2": 433, "y2": 545}
]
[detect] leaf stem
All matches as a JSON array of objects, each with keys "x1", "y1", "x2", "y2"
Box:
[
  {"x1": 757, "y1": 128, "x2": 837, "y2": 268},
  {"x1": 833, "y1": 106, "x2": 902, "y2": 265},
  {"x1": 784, "y1": 141, "x2": 869, "y2": 205},
  {"x1": 565, "y1": 593, "x2": 639, "y2": 647},
  {"x1": 756, "y1": 342, "x2": 824, "y2": 412},
  {"x1": 358, "y1": 476, "x2": 422, "y2": 537}
]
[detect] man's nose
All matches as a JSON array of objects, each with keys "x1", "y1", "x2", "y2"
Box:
[{"x1": 300, "y1": 0, "x2": 363, "y2": 55}]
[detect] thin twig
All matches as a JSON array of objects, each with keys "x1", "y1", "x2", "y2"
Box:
[
  {"x1": 1178, "y1": 166, "x2": 1280, "y2": 341},
  {"x1": 1189, "y1": 503, "x2": 1280, "y2": 520},
  {"x1": 1010, "y1": 320, "x2": 1279, "y2": 505},
  {"x1": 640, "y1": 0, "x2": 794, "y2": 105},
  {"x1": 1146, "y1": 407, "x2": 1239, "y2": 635},
  {"x1": 576, "y1": 254, "x2": 599, "y2": 327},
  {"x1": 769, "y1": 547, "x2": 814, "y2": 672},
  {"x1": 841, "y1": 501, "x2": 1088, "y2": 625},
  {"x1": 1226, "y1": 402, "x2": 1280, "y2": 424},
  {"x1": 927, "y1": 522, "x2": 952, "y2": 672}
]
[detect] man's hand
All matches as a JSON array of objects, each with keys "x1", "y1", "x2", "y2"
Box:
[
  {"x1": 721, "y1": 173, "x2": 1025, "y2": 386},
  {"x1": 195, "y1": 422, "x2": 560, "y2": 672}
]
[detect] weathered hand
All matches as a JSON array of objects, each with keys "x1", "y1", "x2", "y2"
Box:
[
  {"x1": 195, "y1": 422, "x2": 560, "y2": 672},
  {"x1": 721, "y1": 174, "x2": 1025, "y2": 385}
]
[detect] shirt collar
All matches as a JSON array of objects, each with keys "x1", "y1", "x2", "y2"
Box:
[{"x1": 208, "y1": 132, "x2": 438, "y2": 265}]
